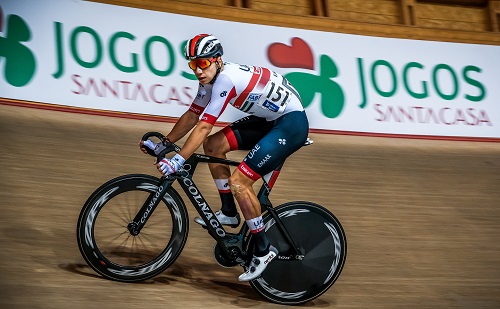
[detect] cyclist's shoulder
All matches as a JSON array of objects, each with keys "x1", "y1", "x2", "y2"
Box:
[
  {"x1": 220, "y1": 62, "x2": 276, "y2": 83},
  {"x1": 216, "y1": 62, "x2": 248, "y2": 86},
  {"x1": 221, "y1": 62, "x2": 244, "y2": 74}
]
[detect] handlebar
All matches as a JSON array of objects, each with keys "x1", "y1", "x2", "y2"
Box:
[{"x1": 141, "y1": 131, "x2": 181, "y2": 163}]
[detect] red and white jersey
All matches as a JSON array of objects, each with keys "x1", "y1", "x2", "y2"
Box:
[{"x1": 189, "y1": 62, "x2": 303, "y2": 124}]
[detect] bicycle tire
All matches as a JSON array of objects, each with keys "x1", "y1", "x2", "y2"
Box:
[
  {"x1": 249, "y1": 201, "x2": 347, "y2": 305},
  {"x1": 77, "y1": 174, "x2": 189, "y2": 282}
]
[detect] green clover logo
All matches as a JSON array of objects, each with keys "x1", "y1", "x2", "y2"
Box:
[
  {"x1": 267, "y1": 37, "x2": 345, "y2": 118},
  {"x1": 0, "y1": 6, "x2": 36, "y2": 87}
]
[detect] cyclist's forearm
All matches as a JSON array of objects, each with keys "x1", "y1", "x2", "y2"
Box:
[
  {"x1": 167, "y1": 111, "x2": 198, "y2": 142},
  {"x1": 178, "y1": 122, "x2": 212, "y2": 160}
]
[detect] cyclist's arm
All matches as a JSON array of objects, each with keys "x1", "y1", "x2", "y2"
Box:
[
  {"x1": 177, "y1": 121, "x2": 213, "y2": 160},
  {"x1": 175, "y1": 74, "x2": 234, "y2": 159},
  {"x1": 166, "y1": 110, "x2": 199, "y2": 143}
]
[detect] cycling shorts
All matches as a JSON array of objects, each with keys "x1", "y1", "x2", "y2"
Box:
[{"x1": 222, "y1": 111, "x2": 309, "y2": 180}]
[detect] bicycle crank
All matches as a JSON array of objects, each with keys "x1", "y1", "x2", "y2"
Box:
[{"x1": 213, "y1": 243, "x2": 239, "y2": 268}]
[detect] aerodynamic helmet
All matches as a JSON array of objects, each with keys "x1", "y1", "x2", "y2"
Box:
[{"x1": 184, "y1": 34, "x2": 223, "y2": 60}]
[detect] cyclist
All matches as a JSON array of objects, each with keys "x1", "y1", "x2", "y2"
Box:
[{"x1": 140, "y1": 34, "x2": 309, "y2": 281}]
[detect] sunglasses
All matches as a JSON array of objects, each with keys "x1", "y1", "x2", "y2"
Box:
[{"x1": 188, "y1": 58, "x2": 217, "y2": 70}]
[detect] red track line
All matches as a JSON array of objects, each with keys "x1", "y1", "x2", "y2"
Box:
[{"x1": 1, "y1": 98, "x2": 498, "y2": 143}]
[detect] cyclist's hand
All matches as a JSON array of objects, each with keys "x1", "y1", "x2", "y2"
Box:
[
  {"x1": 156, "y1": 154, "x2": 185, "y2": 176},
  {"x1": 140, "y1": 139, "x2": 167, "y2": 157}
]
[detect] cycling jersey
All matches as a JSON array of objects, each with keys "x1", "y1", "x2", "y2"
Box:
[
  {"x1": 189, "y1": 62, "x2": 304, "y2": 124},
  {"x1": 188, "y1": 62, "x2": 309, "y2": 180}
]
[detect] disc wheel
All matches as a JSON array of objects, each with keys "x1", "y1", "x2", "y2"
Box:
[{"x1": 249, "y1": 202, "x2": 347, "y2": 305}]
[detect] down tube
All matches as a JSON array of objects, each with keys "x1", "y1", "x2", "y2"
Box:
[{"x1": 178, "y1": 176, "x2": 228, "y2": 242}]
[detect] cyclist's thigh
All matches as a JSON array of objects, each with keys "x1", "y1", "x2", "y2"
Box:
[
  {"x1": 204, "y1": 129, "x2": 231, "y2": 154},
  {"x1": 223, "y1": 116, "x2": 274, "y2": 151},
  {"x1": 243, "y1": 111, "x2": 309, "y2": 176}
]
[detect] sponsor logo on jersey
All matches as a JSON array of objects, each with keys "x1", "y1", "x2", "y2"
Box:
[
  {"x1": 247, "y1": 93, "x2": 261, "y2": 102},
  {"x1": 247, "y1": 144, "x2": 260, "y2": 159},
  {"x1": 257, "y1": 154, "x2": 271, "y2": 168},
  {"x1": 239, "y1": 164, "x2": 254, "y2": 178}
]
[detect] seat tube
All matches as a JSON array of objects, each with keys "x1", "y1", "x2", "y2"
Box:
[{"x1": 258, "y1": 164, "x2": 284, "y2": 209}]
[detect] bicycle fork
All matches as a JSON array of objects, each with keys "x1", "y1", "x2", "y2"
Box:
[{"x1": 127, "y1": 176, "x2": 175, "y2": 235}]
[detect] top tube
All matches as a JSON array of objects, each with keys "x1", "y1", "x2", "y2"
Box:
[{"x1": 174, "y1": 137, "x2": 313, "y2": 181}]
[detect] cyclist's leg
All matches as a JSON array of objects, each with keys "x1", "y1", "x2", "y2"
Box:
[
  {"x1": 229, "y1": 169, "x2": 278, "y2": 281},
  {"x1": 232, "y1": 111, "x2": 308, "y2": 280},
  {"x1": 240, "y1": 111, "x2": 309, "y2": 179},
  {"x1": 203, "y1": 116, "x2": 273, "y2": 217},
  {"x1": 234, "y1": 110, "x2": 309, "y2": 253},
  {"x1": 203, "y1": 129, "x2": 237, "y2": 216},
  {"x1": 228, "y1": 169, "x2": 261, "y2": 221}
]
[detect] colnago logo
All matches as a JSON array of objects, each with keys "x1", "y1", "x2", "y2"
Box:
[
  {"x1": 140, "y1": 185, "x2": 164, "y2": 224},
  {"x1": 183, "y1": 178, "x2": 225, "y2": 237}
]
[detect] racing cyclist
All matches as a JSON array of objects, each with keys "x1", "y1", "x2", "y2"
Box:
[{"x1": 140, "y1": 34, "x2": 309, "y2": 282}]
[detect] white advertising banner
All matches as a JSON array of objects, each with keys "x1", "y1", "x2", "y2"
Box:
[{"x1": 1, "y1": 0, "x2": 499, "y2": 139}]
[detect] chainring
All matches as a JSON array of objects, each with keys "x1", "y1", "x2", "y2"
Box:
[{"x1": 213, "y1": 243, "x2": 239, "y2": 268}]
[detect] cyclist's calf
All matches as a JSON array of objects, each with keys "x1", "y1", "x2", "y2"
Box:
[{"x1": 229, "y1": 171, "x2": 261, "y2": 220}]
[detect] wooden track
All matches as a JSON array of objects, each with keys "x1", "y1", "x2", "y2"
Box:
[{"x1": 0, "y1": 104, "x2": 499, "y2": 308}]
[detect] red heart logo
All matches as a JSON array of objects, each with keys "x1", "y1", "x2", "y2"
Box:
[{"x1": 267, "y1": 37, "x2": 314, "y2": 70}]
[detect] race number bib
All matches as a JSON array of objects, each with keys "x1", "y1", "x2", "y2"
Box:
[{"x1": 257, "y1": 71, "x2": 294, "y2": 114}]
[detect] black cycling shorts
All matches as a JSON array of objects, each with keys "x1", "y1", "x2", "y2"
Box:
[{"x1": 222, "y1": 111, "x2": 309, "y2": 180}]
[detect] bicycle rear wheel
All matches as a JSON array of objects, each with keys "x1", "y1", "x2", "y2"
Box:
[
  {"x1": 250, "y1": 201, "x2": 347, "y2": 305},
  {"x1": 77, "y1": 174, "x2": 189, "y2": 282}
]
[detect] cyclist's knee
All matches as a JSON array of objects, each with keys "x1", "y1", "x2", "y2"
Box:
[
  {"x1": 228, "y1": 173, "x2": 253, "y2": 197},
  {"x1": 203, "y1": 133, "x2": 228, "y2": 156},
  {"x1": 229, "y1": 182, "x2": 242, "y2": 196},
  {"x1": 228, "y1": 177, "x2": 242, "y2": 196},
  {"x1": 203, "y1": 135, "x2": 217, "y2": 155}
]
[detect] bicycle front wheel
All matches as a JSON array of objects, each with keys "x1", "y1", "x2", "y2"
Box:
[
  {"x1": 77, "y1": 174, "x2": 189, "y2": 282},
  {"x1": 250, "y1": 201, "x2": 347, "y2": 305}
]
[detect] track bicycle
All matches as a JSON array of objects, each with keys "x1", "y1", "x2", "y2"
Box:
[{"x1": 77, "y1": 132, "x2": 347, "y2": 305}]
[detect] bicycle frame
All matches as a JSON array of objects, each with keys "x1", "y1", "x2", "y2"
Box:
[{"x1": 129, "y1": 151, "x2": 304, "y2": 265}]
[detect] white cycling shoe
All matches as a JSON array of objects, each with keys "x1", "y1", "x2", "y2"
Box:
[
  {"x1": 238, "y1": 246, "x2": 279, "y2": 282},
  {"x1": 194, "y1": 210, "x2": 241, "y2": 228}
]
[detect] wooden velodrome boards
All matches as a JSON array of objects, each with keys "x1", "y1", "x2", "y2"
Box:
[{"x1": 88, "y1": 0, "x2": 500, "y2": 45}]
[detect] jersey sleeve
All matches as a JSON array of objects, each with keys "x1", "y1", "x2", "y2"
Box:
[
  {"x1": 200, "y1": 74, "x2": 237, "y2": 125},
  {"x1": 188, "y1": 83, "x2": 210, "y2": 116}
]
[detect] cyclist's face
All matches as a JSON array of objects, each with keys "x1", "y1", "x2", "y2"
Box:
[{"x1": 191, "y1": 57, "x2": 221, "y2": 85}]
